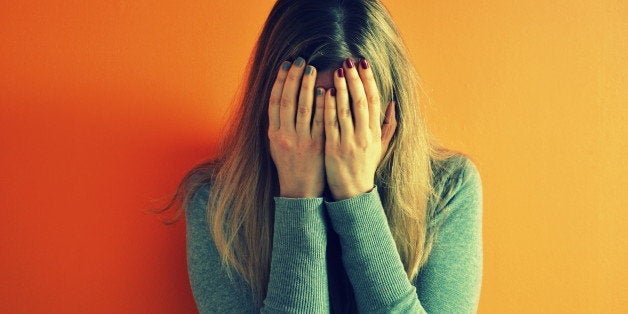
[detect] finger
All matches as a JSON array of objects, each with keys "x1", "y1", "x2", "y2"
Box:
[
  {"x1": 269, "y1": 60, "x2": 291, "y2": 132},
  {"x1": 343, "y1": 58, "x2": 369, "y2": 138},
  {"x1": 280, "y1": 56, "x2": 306, "y2": 132},
  {"x1": 334, "y1": 66, "x2": 354, "y2": 142},
  {"x1": 296, "y1": 64, "x2": 317, "y2": 138},
  {"x1": 312, "y1": 86, "x2": 325, "y2": 142},
  {"x1": 357, "y1": 58, "x2": 381, "y2": 134},
  {"x1": 324, "y1": 87, "x2": 340, "y2": 145}
]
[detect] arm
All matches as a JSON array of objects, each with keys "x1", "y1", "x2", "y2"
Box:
[
  {"x1": 323, "y1": 159, "x2": 483, "y2": 313},
  {"x1": 261, "y1": 194, "x2": 330, "y2": 312},
  {"x1": 415, "y1": 159, "x2": 483, "y2": 313},
  {"x1": 186, "y1": 183, "x2": 330, "y2": 313}
]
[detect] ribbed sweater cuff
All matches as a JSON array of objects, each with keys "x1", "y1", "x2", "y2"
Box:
[
  {"x1": 324, "y1": 185, "x2": 417, "y2": 312},
  {"x1": 262, "y1": 196, "x2": 329, "y2": 312}
]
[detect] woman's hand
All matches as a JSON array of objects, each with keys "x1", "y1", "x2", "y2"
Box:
[
  {"x1": 323, "y1": 58, "x2": 397, "y2": 201},
  {"x1": 268, "y1": 57, "x2": 327, "y2": 198}
]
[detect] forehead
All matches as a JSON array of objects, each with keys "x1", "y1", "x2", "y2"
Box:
[{"x1": 311, "y1": 57, "x2": 360, "y2": 90}]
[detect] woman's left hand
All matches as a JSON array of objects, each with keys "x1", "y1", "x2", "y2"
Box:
[{"x1": 323, "y1": 58, "x2": 397, "y2": 201}]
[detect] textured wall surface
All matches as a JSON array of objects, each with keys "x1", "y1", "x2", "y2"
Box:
[{"x1": 1, "y1": 1, "x2": 625, "y2": 313}]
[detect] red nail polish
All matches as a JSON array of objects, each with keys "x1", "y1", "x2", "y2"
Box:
[
  {"x1": 360, "y1": 59, "x2": 369, "y2": 69},
  {"x1": 331, "y1": 88, "x2": 336, "y2": 96},
  {"x1": 338, "y1": 68, "x2": 344, "y2": 77},
  {"x1": 345, "y1": 58, "x2": 354, "y2": 68}
]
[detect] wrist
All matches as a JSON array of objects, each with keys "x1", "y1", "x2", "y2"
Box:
[
  {"x1": 330, "y1": 183, "x2": 375, "y2": 201},
  {"x1": 279, "y1": 190, "x2": 323, "y2": 198}
]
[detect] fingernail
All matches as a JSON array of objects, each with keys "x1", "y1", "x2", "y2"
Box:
[
  {"x1": 295, "y1": 57, "x2": 305, "y2": 67},
  {"x1": 360, "y1": 59, "x2": 369, "y2": 69},
  {"x1": 337, "y1": 68, "x2": 344, "y2": 77},
  {"x1": 331, "y1": 88, "x2": 336, "y2": 96},
  {"x1": 345, "y1": 58, "x2": 354, "y2": 68},
  {"x1": 316, "y1": 87, "x2": 323, "y2": 96},
  {"x1": 281, "y1": 61, "x2": 291, "y2": 71},
  {"x1": 305, "y1": 65, "x2": 313, "y2": 75}
]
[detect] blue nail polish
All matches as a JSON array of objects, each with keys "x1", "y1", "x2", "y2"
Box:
[
  {"x1": 281, "y1": 61, "x2": 291, "y2": 71},
  {"x1": 295, "y1": 57, "x2": 305, "y2": 67},
  {"x1": 305, "y1": 65, "x2": 313, "y2": 75}
]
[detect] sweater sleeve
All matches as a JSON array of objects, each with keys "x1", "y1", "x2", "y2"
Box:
[
  {"x1": 185, "y1": 182, "x2": 330, "y2": 313},
  {"x1": 415, "y1": 159, "x2": 483, "y2": 313},
  {"x1": 323, "y1": 159, "x2": 483, "y2": 313}
]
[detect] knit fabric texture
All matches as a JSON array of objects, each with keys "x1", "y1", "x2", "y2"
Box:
[{"x1": 185, "y1": 156, "x2": 483, "y2": 313}]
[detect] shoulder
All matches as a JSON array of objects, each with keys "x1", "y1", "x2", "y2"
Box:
[
  {"x1": 185, "y1": 179, "x2": 214, "y2": 223},
  {"x1": 454, "y1": 156, "x2": 482, "y2": 211},
  {"x1": 428, "y1": 154, "x2": 483, "y2": 228},
  {"x1": 432, "y1": 154, "x2": 481, "y2": 196},
  {"x1": 183, "y1": 158, "x2": 222, "y2": 217},
  {"x1": 449, "y1": 155, "x2": 482, "y2": 195},
  {"x1": 432, "y1": 152, "x2": 478, "y2": 179}
]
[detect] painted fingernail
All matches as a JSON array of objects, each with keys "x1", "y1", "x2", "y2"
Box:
[
  {"x1": 305, "y1": 65, "x2": 313, "y2": 75},
  {"x1": 295, "y1": 57, "x2": 305, "y2": 67},
  {"x1": 345, "y1": 58, "x2": 354, "y2": 68},
  {"x1": 331, "y1": 88, "x2": 336, "y2": 96},
  {"x1": 360, "y1": 59, "x2": 369, "y2": 69},
  {"x1": 316, "y1": 87, "x2": 323, "y2": 96},
  {"x1": 281, "y1": 61, "x2": 291, "y2": 71},
  {"x1": 337, "y1": 68, "x2": 344, "y2": 77}
]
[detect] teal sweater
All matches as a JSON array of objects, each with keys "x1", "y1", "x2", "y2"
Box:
[{"x1": 186, "y1": 157, "x2": 483, "y2": 313}]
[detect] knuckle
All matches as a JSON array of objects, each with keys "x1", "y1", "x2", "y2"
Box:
[
  {"x1": 338, "y1": 142, "x2": 351, "y2": 154},
  {"x1": 267, "y1": 128, "x2": 278, "y2": 138},
  {"x1": 300, "y1": 78, "x2": 312, "y2": 90},
  {"x1": 367, "y1": 94, "x2": 380, "y2": 105},
  {"x1": 286, "y1": 73, "x2": 299, "y2": 83},
  {"x1": 361, "y1": 136, "x2": 373, "y2": 147},
  {"x1": 354, "y1": 141, "x2": 367, "y2": 153},
  {"x1": 275, "y1": 75, "x2": 285, "y2": 86},
  {"x1": 355, "y1": 98, "x2": 368, "y2": 109},
  {"x1": 306, "y1": 140, "x2": 321, "y2": 152},
  {"x1": 297, "y1": 103, "x2": 310, "y2": 116},
  {"x1": 276, "y1": 134, "x2": 294, "y2": 150},
  {"x1": 280, "y1": 95, "x2": 292, "y2": 108},
  {"x1": 325, "y1": 143, "x2": 337, "y2": 155},
  {"x1": 341, "y1": 107, "x2": 352, "y2": 118},
  {"x1": 269, "y1": 95, "x2": 280, "y2": 107}
]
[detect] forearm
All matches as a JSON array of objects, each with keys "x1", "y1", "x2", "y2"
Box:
[
  {"x1": 325, "y1": 185, "x2": 427, "y2": 313},
  {"x1": 261, "y1": 196, "x2": 330, "y2": 312}
]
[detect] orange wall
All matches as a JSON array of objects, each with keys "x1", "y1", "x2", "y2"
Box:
[{"x1": 1, "y1": 1, "x2": 625, "y2": 313}]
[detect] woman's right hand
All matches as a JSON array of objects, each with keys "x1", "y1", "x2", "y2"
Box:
[{"x1": 268, "y1": 57, "x2": 326, "y2": 198}]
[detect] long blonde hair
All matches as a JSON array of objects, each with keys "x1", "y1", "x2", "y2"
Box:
[{"x1": 148, "y1": 0, "x2": 471, "y2": 309}]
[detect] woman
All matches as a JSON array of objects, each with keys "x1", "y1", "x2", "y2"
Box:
[{"x1": 156, "y1": 0, "x2": 483, "y2": 312}]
